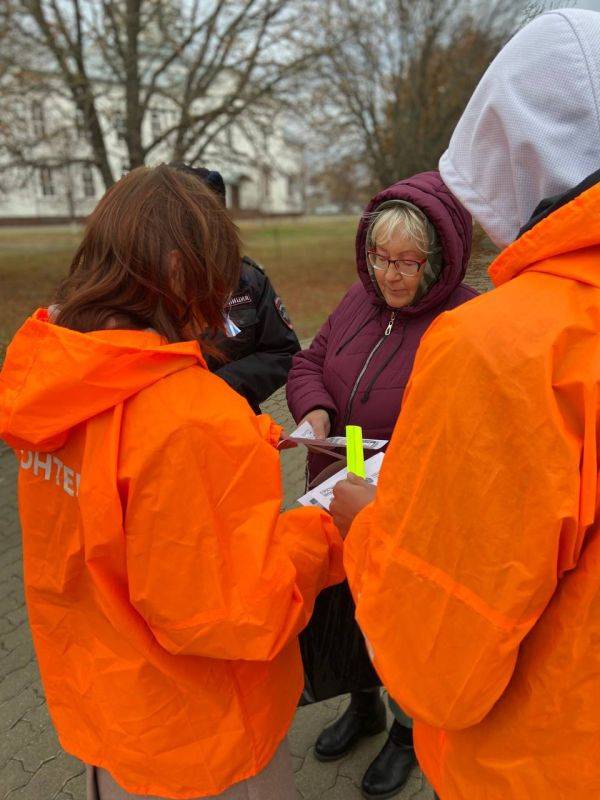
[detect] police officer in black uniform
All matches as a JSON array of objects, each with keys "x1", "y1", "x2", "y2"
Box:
[{"x1": 172, "y1": 163, "x2": 300, "y2": 413}]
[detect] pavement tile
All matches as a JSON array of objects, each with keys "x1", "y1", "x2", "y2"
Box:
[
  {"x1": 291, "y1": 753, "x2": 306, "y2": 774},
  {"x1": 0, "y1": 596, "x2": 23, "y2": 624},
  {"x1": 61, "y1": 769, "x2": 87, "y2": 799},
  {"x1": 0, "y1": 616, "x2": 15, "y2": 636},
  {"x1": 0, "y1": 563, "x2": 20, "y2": 589},
  {"x1": 0, "y1": 643, "x2": 35, "y2": 678},
  {"x1": 0, "y1": 624, "x2": 30, "y2": 654},
  {"x1": 0, "y1": 578, "x2": 22, "y2": 603},
  {"x1": 0, "y1": 548, "x2": 21, "y2": 570},
  {"x1": 0, "y1": 660, "x2": 39, "y2": 704},
  {"x1": 5, "y1": 751, "x2": 83, "y2": 800},
  {"x1": 317, "y1": 775, "x2": 359, "y2": 799},
  {"x1": 0, "y1": 757, "x2": 32, "y2": 799},
  {"x1": 0, "y1": 720, "x2": 39, "y2": 769},
  {"x1": 407, "y1": 774, "x2": 436, "y2": 799},
  {"x1": 22, "y1": 701, "x2": 52, "y2": 734},
  {"x1": 6, "y1": 607, "x2": 27, "y2": 629},
  {"x1": 15, "y1": 723, "x2": 61, "y2": 774},
  {"x1": 295, "y1": 755, "x2": 340, "y2": 800},
  {"x1": 1, "y1": 686, "x2": 44, "y2": 734}
]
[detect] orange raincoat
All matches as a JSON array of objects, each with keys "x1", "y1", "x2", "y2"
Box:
[
  {"x1": 344, "y1": 180, "x2": 600, "y2": 798},
  {"x1": 0, "y1": 311, "x2": 344, "y2": 798}
]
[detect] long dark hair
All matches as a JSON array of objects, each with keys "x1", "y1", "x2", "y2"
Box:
[{"x1": 54, "y1": 164, "x2": 241, "y2": 355}]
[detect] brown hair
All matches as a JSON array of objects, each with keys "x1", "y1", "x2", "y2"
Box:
[{"x1": 54, "y1": 164, "x2": 241, "y2": 355}]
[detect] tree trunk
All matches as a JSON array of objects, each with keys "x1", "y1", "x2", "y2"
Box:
[{"x1": 125, "y1": 0, "x2": 144, "y2": 168}]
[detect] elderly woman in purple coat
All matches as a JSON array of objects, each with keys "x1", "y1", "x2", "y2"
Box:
[{"x1": 286, "y1": 171, "x2": 476, "y2": 799}]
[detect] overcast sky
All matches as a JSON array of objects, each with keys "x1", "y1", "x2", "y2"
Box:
[{"x1": 574, "y1": 0, "x2": 600, "y2": 10}]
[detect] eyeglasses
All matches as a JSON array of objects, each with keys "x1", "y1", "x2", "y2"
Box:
[{"x1": 367, "y1": 250, "x2": 427, "y2": 277}]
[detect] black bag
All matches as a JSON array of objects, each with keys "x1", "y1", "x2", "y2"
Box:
[{"x1": 299, "y1": 579, "x2": 381, "y2": 703}]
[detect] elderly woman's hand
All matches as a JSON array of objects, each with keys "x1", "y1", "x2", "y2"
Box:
[
  {"x1": 330, "y1": 473, "x2": 376, "y2": 537},
  {"x1": 301, "y1": 408, "x2": 331, "y2": 439}
]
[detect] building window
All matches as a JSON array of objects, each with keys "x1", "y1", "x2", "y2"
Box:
[
  {"x1": 150, "y1": 110, "x2": 161, "y2": 138},
  {"x1": 39, "y1": 167, "x2": 55, "y2": 197},
  {"x1": 261, "y1": 165, "x2": 272, "y2": 200},
  {"x1": 82, "y1": 165, "x2": 95, "y2": 197},
  {"x1": 287, "y1": 175, "x2": 298, "y2": 199},
  {"x1": 31, "y1": 101, "x2": 46, "y2": 138}
]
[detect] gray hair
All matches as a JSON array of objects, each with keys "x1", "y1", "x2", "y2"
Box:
[{"x1": 367, "y1": 203, "x2": 431, "y2": 255}]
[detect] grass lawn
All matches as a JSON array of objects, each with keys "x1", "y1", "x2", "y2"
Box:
[{"x1": 0, "y1": 216, "x2": 496, "y2": 363}]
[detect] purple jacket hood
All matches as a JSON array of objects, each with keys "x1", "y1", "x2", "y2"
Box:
[{"x1": 356, "y1": 171, "x2": 472, "y2": 316}]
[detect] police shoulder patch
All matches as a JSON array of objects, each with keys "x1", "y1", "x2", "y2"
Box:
[{"x1": 274, "y1": 296, "x2": 294, "y2": 329}]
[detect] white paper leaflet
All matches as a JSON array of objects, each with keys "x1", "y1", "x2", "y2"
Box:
[
  {"x1": 286, "y1": 422, "x2": 387, "y2": 451},
  {"x1": 324, "y1": 436, "x2": 386, "y2": 450},
  {"x1": 297, "y1": 452, "x2": 385, "y2": 511},
  {"x1": 289, "y1": 420, "x2": 317, "y2": 439}
]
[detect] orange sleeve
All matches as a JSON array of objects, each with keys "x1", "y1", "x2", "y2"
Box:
[
  {"x1": 123, "y1": 412, "x2": 343, "y2": 662},
  {"x1": 344, "y1": 311, "x2": 582, "y2": 730},
  {"x1": 255, "y1": 412, "x2": 283, "y2": 446}
]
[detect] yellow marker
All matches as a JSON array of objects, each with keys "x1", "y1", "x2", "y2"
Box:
[{"x1": 346, "y1": 425, "x2": 366, "y2": 478}]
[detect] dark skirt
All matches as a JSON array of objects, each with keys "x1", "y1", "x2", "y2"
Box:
[{"x1": 300, "y1": 580, "x2": 381, "y2": 703}]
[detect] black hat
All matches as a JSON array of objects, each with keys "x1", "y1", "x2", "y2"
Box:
[{"x1": 170, "y1": 162, "x2": 226, "y2": 205}]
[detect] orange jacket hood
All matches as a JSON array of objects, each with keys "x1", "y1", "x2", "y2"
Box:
[{"x1": 0, "y1": 309, "x2": 203, "y2": 452}]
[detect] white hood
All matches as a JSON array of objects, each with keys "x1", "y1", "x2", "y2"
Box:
[{"x1": 439, "y1": 8, "x2": 600, "y2": 248}]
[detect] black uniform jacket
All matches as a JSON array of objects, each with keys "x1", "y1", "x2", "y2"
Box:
[{"x1": 208, "y1": 257, "x2": 300, "y2": 413}]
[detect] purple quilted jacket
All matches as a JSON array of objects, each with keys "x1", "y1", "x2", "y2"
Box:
[{"x1": 287, "y1": 171, "x2": 478, "y2": 481}]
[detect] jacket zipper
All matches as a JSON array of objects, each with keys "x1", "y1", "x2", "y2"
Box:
[{"x1": 342, "y1": 311, "x2": 396, "y2": 426}]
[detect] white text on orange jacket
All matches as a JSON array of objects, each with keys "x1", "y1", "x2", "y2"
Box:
[{"x1": 20, "y1": 451, "x2": 81, "y2": 497}]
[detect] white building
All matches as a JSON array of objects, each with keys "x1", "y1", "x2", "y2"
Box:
[{"x1": 0, "y1": 83, "x2": 305, "y2": 223}]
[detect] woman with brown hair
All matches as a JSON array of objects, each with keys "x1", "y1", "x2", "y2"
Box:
[{"x1": 0, "y1": 165, "x2": 343, "y2": 799}]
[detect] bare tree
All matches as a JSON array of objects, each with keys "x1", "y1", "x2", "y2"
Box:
[
  {"x1": 1, "y1": 0, "x2": 319, "y2": 189},
  {"x1": 304, "y1": 0, "x2": 550, "y2": 190}
]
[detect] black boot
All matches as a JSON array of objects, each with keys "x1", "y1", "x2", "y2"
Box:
[
  {"x1": 361, "y1": 721, "x2": 416, "y2": 799},
  {"x1": 314, "y1": 690, "x2": 387, "y2": 762}
]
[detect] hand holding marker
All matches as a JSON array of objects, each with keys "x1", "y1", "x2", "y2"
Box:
[{"x1": 297, "y1": 425, "x2": 383, "y2": 508}]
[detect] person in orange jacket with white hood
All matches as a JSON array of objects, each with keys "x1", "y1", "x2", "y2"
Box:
[
  {"x1": 330, "y1": 7, "x2": 600, "y2": 799},
  {"x1": 0, "y1": 165, "x2": 344, "y2": 800}
]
